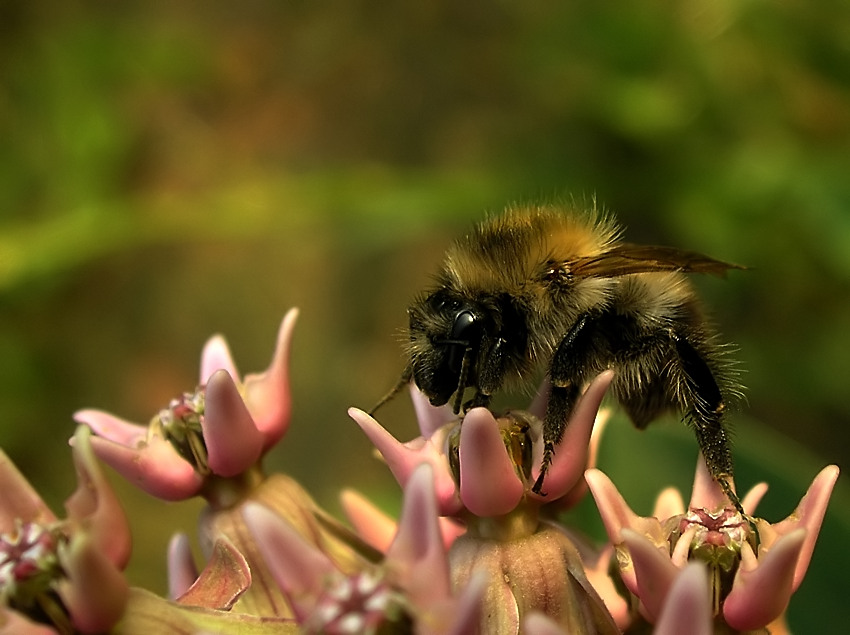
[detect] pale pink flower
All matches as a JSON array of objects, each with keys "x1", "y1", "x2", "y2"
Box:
[
  {"x1": 243, "y1": 463, "x2": 484, "y2": 634},
  {"x1": 0, "y1": 426, "x2": 130, "y2": 634},
  {"x1": 349, "y1": 371, "x2": 614, "y2": 517},
  {"x1": 74, "y1": 309, "x2": 297, "y2": 501},
  {"x1": 586, "y1": 457, "x2": 839, "y2": 631},
  {"x1": 351, "y1": 372, "x2": 618, "y2": 634}
]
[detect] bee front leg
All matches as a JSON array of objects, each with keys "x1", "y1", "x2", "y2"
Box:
[
  {"x1": 532, "y1": 315, "x2": 601, "y2": 495},
  {"x1": 464, "y1": 336, "x2": 508, "y2": 411}
]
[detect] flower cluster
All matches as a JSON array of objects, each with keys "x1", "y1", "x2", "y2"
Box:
[{"x1": 0, "y1": 308, "x2": 839, "y2": 634}]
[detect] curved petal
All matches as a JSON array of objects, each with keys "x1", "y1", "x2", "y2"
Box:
[
  {"x1": 242, "y1": 308, "x2": 298, "y2": 448},
  {"x1": 724, "y1": 529, "x2": 806, "y2": 630},
  {"x1": 772, "y1": 465, "x2": 839, "y2": 590},
  {"x1": 529, "y1": 371, "x2": 614, "y2": 502},
  {"x1": 653, "y1": 563, "x2": 712, "y2": 635},
  {"x1": 459, "y1": 408, "x2": 524, "y2": 517},
  {"x1": 167, "y1": 533, "x2": 199, "y2": 600},
  {"x1": 348, "y1": 407, "x2": 462, "y2": 515},
  {"x1": 242, "y1": 502, "x2": 335, "y2": 621},
  {"x1": 0, "y1": 450, "x2": 55, "y2": 532},
  {"x1": 442, "y1": 571, "x2": 487, "y2": 635},
  {"x1": 523, "y1": 612, "x2": 566, "y2": 635},
  {"x1": 0, "y1": 607, "x2": 60, "y2": 635},
  {"x1": 65, "y1": 426, "x2": 132, "y2": 569},
  {"x1": 57, "y1": 532, "x2": 129, "y2": 634},
  {"x1": 202, "y1": 370, "x2": 264, "y2": 477},
  {"x1": 585, "y1": 469, "x2": 668, "y2": 550},
  {"x1": 88, "y1": 435, "x2": 204, "y2": 501},
  {"x1": 620, "y1": 529, "x2": 680, "y2": 621},
  {"x1": 385, "y1": 464, "x2": 451, "y2": 607},
  {"x1": 652, "y1": 487, "x2": 685, "y2": 521},
  {"x1": 741, "y1": 482, "x2": 769, "y2": 516},
  {"x1": 73, "y1": 409, "x2": 147, "y2": 447},
  {"x1": 583, "y1": 545, "x2": 630, "y2": 629},
  {"x1": 687, "y1": 454, "x2": 730, "y2": 511},
  {"x1": 409, "y1": 383, "x2": 456, "y2": 440},
  {"x1": 527, "y1": 378, "x2": 552, "y2": 422},
  {"x1": 340, "y1": 489, "x2": 398, "y2": 554},
  {"x1": 200, "y1": 335, "x2": 240, "y2": 385}
]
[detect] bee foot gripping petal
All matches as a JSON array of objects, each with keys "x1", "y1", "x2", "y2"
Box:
[{"x1": 528, "y1": 371, "x2": 614, "y2": 502}]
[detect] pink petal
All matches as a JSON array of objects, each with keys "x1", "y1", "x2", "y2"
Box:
[
  {"x1": 409, "y1": 383, "x2": 456, "y2": 440},
  {"x1": 442, "y1": 571, "x2": 487, "y2": 635},
  {"x1": 670, "y1": 525, "x2": 698, "y2": 569},
  {"x1": 340, "y1": 489, "x2": 465, "y2": 557},
  {"x1": 585, "y1": 469, "x2": 668, "y2": 559},
  {"x1": 586, "y1": 407, "x2": 611, "y2": 472},
  {"x1": 385, "y1": 463, "x2": 451, "y2": 607},
  {"x1": 242, "y1": 502, "x2": 335, "y2": 621},
  {"x1": 0, "y1": 607, "x2": 62, "y2": 635},
  {"x1": 652, "y1": 487, "x2": 685, "y2": 521},
  {"x1": 527, "y1": 378, "x2": 552, "y2": 421},
  {"x1": 583, "y1": 545, "x2": 630, "y2": 629},
  {"x1": 202, "y1": 370, "x2": 264, "y2": 477},
  {"x1": 73, "y1": 409, "x2": 147, "y2": 447},
  {"x1": 167, "y1": 533, "x2": 199, "y2": 600},
  {"x1": 687, "y1": 454, "x2": 730, "y2": 511},
  {"x1": 88, "y1": 435, "x2": 204, "y2": 501},
  {"x1": 741, "y1": 482, "x2": 769, "y2": 516},
  {"x1": 58, "y1": 532, "x2": 129, "y2": 634},
  {"x1": 772, "y1": 465, "x2": 839, "y2": 590},
  {"x1": 200, "y1": 335, "x2": 240, "y2": 385},
  {"x1": 458, "y1": 408, "x2": 524, "y2": 516},
  {"x1": 585, "y1": 468, "x2": 638, "y2": 543},
  {"x1": 0, "y1": 449, "x2": 55, "y2": 532},
  {"x1": 652, "y1": 563, "x2": 712, "y2": 635},
  {"x1": 242, "y1": 308, "x2": 297, "y2": 448},
  {"x1": 348, "y1": 407, "x2": 463, "y2": 515},
  {"x1": 340, "y1": 489, "x2": 397, "y2": 553},
  {"x1": 65, "y1": 426, "x2": 132, "y2": 569},
  {"x1": 523, "y1": 612, "x2": 566, "y2": 635},
  {"x1": 529, "y1": 371, "x2": 614, "y2": 501},
  {"x1": 724, "y1": 529, "x2": 806, "y2": 630},
  {"x1": 620, "y1": 529, "x2": 680, "y2": 621}
]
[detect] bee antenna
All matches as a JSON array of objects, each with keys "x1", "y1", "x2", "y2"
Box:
[{"x1": 369, "y1": 367, "x2": 412, "y2": 416}]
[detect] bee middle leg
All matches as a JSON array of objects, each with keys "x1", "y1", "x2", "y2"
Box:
[{"x1": 532, "y1": 315, "x2": 601, "y2": 495}]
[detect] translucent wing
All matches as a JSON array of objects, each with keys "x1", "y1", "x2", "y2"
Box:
[{"x1": 568, "y1": 243, "x2": 745, "y2": 278}]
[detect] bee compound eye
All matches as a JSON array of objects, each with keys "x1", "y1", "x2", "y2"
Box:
[{"x1": 450, "y1": 309, "x2": 480, "y2": 340}]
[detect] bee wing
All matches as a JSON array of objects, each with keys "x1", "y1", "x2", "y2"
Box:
[{"x1": 569, "y1": 243, "x2": 745, "y2": 278}]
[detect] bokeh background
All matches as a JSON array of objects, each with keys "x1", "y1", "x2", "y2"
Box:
[{"x1": 1, "y1": 1, "x2": 848, "y2": 630}]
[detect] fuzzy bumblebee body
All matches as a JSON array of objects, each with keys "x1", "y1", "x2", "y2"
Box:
[{"x1": 375, "y1": 203, "x2": 744, "y2": 501}]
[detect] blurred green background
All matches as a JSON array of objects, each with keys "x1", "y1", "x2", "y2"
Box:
[{"x1": 1, "y1": 1, "x2": 848, "y2": 630}]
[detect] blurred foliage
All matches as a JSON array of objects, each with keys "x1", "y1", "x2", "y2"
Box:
[{"x1": 0, "y1": 0, "x2": 848, "y2": 630}]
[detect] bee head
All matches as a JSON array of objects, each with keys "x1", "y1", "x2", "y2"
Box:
[{"x1": 407, "y1": 290, "x2": 487, "y2": 409}]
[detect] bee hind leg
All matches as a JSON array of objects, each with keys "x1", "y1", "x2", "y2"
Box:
[{"x1": 670, "y1": 332, "x2": 759, "y2": 542}]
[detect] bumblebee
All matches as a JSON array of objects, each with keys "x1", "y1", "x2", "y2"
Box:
[{"x1": 372, "y1": 203, "x2": 745, "y2": 507}]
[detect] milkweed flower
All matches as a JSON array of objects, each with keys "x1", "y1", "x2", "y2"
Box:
[
  {"x1": 349, "y1": 371, "x2": 615, "y2": 517},
  {"x1": 243, "y1": 463, "x2": 485, "y2": 635},
  {"x1": 351, "y1": 372, "x2": 620, "y2": 634},
  {"x1": 73, "y1": 308, "x2": 366, "y2": 619},
  {"x1": 73, "y1": 308, "x2": 297, "y2": 503},
  {"x1": 0, "y1": 426, "x2": 130, "y2": 634},
  {"x1": 586, "y1": 456, "x2": 839, "y2": 631}
]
